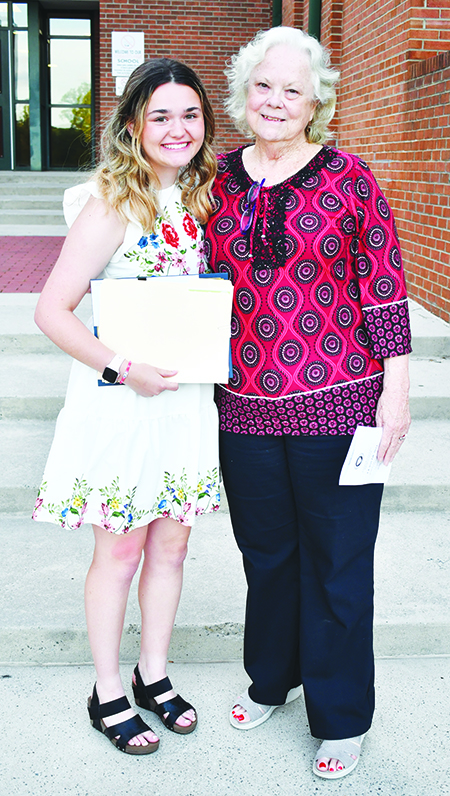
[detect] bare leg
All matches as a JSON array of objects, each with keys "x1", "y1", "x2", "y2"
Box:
[
  {"x1": 135, "y1": 517, "x2": 195, "y2": 727},
  {"x1": 85, "y1": 523, "x2": 159, "y2": 747}
]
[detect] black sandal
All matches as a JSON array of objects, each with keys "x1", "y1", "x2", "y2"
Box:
[
  {"x1": 87, "y1": 684, "x2": 159, "y2": 754},
  {"x1": 132, "y1": 665, "x2": 197, "y2": 735}
]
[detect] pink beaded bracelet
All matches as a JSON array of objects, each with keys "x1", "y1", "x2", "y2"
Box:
[{"x1": 118, "y1": 361, "x2": 132, "y2": 384}]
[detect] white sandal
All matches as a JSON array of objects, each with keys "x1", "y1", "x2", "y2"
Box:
[
  {"x1": 313, "y1": 734, "x2": 365, "y2": 779},
  {"x1": 229, "y1": 685, "x2": 302, "y2": 730}
]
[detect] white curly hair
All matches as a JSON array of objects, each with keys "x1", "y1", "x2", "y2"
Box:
[{"x1": 225, "y1": 26, "x2": 340, "y2": 144}]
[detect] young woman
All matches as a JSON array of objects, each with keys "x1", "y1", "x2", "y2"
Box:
[{"x1": 33, "y1": 58, "x2": 219, "y2": 755}]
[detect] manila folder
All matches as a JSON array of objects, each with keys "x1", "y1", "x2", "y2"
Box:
[{"x1": 96, "y1": 276, "x2": 234, "y2": 383}]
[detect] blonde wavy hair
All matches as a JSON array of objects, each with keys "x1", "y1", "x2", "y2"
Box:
[
  {"x1": 225, "y1": 27, "x2": 340, "y2": 144},
  {"x1": 96, "y1": 59, "x2": 217, "y2": 231}
]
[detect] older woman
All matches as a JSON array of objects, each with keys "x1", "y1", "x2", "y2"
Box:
[{"x1": 205, "y1": 27, "x2": 411, "y2": 779}]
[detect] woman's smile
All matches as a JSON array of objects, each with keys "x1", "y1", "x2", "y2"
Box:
[
  {"x1": 139, "y1": 82, "x2": 205, "y2": 186},
  {"x1": 162, "y1": 142, "x2": 191, "y2": 149},
  {"x1": 246, "y1": 45, "x2": 316, "y2": 146},
  {"x1": 261, "y1": 114, "x2": 285, "y2": 122}
]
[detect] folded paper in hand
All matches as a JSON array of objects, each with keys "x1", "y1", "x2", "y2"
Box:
[
  {"x1": 91, "y1": 275, "x2": 234, "y2": 383},
  {"x1": 339, "y1": 426, "x2": 392, "y2": 485}
]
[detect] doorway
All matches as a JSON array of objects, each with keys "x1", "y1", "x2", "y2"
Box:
[
  {"x1": 47, "y1": 16, "x2": 93, "y2": 169},
  {"x1": 0, "y1": 2, "x2": 97, "y2": 170}
]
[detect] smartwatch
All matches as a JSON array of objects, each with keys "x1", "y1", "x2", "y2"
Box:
[{"x1": 102, "y1": 354, "x2": 125, "y2": 384}]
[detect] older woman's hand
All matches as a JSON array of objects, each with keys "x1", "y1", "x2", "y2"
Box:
[{"x1": 376, "y1": 354, "x2": 411, "y2": 464}]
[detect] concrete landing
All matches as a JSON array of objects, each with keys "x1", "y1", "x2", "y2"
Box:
[{"x1": 0, "y1": 657, "x2": 449, "y2": 796}]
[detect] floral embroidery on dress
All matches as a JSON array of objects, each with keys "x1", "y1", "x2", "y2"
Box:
[
  {"x1": 34, "y1": 478, "x2": 93, "y2": 530},
  {"x1": 33, "y1": 477, "x2": 146, "y2": 533},
  {"x1": 32, "y1": 481, "x2": 47, "y2": 520},
  {"x1": 34, "y1": 470, "x2": 219, "y2": 533},
  {"x1": 125, "y1": 198, "x2": 208, "y2": 277},
  {"x1": 152, "y1": 467, "x2": 220, "y2": 525},
  {"x1": 161, "y1": 222, "x2": 180, "y2": 248},
  {"x1": 183, "y1": 213, "x2": 197, "y2": 240},
  {"x1": 98, "y1": 478, "x2": 146, "y2": 534}
]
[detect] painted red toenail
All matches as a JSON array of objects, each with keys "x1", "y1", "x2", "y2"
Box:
[{"x1": 318, "y1": 762, "x2": 326, "y2": 769}]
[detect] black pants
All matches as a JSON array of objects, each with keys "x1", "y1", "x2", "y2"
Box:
[{"x1": 220, "y1": 430, "x2": 383, "y2": 740}]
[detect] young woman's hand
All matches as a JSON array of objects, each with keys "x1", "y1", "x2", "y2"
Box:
[{"x1": 125, "y1": 363, "x2": 179, "y2": 396}]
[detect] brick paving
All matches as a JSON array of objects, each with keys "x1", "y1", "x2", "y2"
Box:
[{"x1": 0, "y1": 236, "x2": 64, "y2": 292}]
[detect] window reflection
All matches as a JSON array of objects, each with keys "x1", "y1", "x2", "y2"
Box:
[
  {"x1": 0, "y1": 107, "x2": 4, "y2": 158},
  {"x1": 48, "y1": 15, "x2": 93, "y2": 168},
  {"x1": 50, "y1": 105, "x2": 91, "y2": 168},
  {"x1": 15, "y1": 102, "x2": 29, "y2": 166},
  {"x1": 49, "y1": 39, "x2": 91, "y2": 105},
  {"x1": 50, "y1": 18, "x2": 90, "y2": 36},
  {"x1": 0, "y1": 4, "x2": 7, "y2": 27},
  {"x1": 14, "y1": 30, "x2": 28, "y2": 100},
  {"x1": 12, "y1": 2, "x2": 27, "y2": 28}
]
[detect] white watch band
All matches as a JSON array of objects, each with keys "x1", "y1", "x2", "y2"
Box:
[
  {"x1": 106, "y1": 354, "x2": 126, "y2": 374},
  {"x1": 102, "y1": 353, "x2": 126, "y2": 384}
]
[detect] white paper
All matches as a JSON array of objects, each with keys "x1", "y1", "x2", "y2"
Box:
[
  {"x1": 339, "y1": 426, "x2": 392, "y2": 485},
  {"x1": 91, "y1": 276, "x2": 234, "y2": 384}
]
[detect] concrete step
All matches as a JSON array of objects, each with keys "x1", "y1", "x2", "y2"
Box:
[
  {"x1": 1, "y1": 352, "x2": 449, "y2": 421},
  {"x1": 0, "y1": 294, "x2": 91, "y2": 356},
  {"x1": 1, "y1": 296, "x2": 448, "y2": 357},
  {"x1": 0, "y1": 171, "x2": 88, "y2": 183},
  {"x1": 0, "y1": 197, "x2": 64, "y2": 210},
  {"x1": 0, "y1": 209, "x2": 65, "y2": 224},
  {"x1": 0, "y1": 353, "x2": 71, "y2": 419},
  {"x1": 1, "y1": 508, "x2": 448, "y2": 663},
  {"x1": 0, "y1": 184, "x2": 79, "y2": 196},
  {"x1": 409, "y1": 299, "x2": 450, "y2": 357},
  {"x1": 383, "y1": 418, "x2": 450, "y2": 511},
  {"x1": 0, "y1": 417, "x2": 448, "y2": 514},
  {"x1": 0, "y1": 171, "x2": 88, "y2": 227},
  {"x1": 409, "y1": 356, "x2": 450, "y2": 419},
  {"x1": 0, "y1": 224, "x2": 68, "y2": 236}
]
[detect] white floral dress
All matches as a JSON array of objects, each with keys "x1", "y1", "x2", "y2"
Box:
[{"x1": 33, "y1": 181, "x2": 220, "y2": 534}]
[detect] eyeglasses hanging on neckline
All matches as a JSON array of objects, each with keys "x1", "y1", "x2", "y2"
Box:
[{"x1": 240, "y1": 178, "x2": 266, "y2": 233}]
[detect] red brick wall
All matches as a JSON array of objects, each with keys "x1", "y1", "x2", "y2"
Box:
[
  {"x1": 282, "y1": 0, "x2": 305, "y2": 30},
  {"x1": 406, "y1": 0, "x2": 450, "y2": 62},
  {"x1": 315, "y1": 0, "x2": 450, "y2": 323},
  {"x1": 320, "y1": 0, "x2": 342, "y2": 142},
  {"x1": 403, "y1": 52, "x2": 450, "y2": 320},
  {"x1": 98, "y1": 0, "x2": 272, "y2": 154}
]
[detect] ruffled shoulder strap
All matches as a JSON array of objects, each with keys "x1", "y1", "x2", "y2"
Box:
[
  {"x1": 63, "y1": 178, "x2": 143, "y2": 265},
  {"x1": 63, "y1": 180, "x2": 102, "y2": 228}
]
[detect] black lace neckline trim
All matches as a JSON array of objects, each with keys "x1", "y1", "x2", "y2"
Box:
[
  {"x1": 219, "y1": 144, "x2": 339, "y2": 195},
  {"x1": 216, "y1": 145, "x2": 342, "y2": 270}
]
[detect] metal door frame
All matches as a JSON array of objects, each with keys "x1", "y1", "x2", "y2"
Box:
[{"x1": 0, "y1": 27, "x2": 12, "y2": 169}]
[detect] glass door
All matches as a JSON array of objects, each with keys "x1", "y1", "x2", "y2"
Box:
[
  {"x1": 47, "y1": 16, "x2": 93, "y2": 168},
  {"x1": 13, "y1": 2, "x2": 30, "y2": 167},
  {"x1": 0, "y1": 1, "x2": 32, "y2": 169}
]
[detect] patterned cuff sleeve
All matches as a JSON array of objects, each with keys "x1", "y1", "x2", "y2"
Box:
[{"x1": 362, "y1": 300, "x2": 412, "y2": 359}]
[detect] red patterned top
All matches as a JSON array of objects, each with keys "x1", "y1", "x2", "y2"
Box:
[{"x1": 204, "y1": 145, "x2": 412, "y2": 436}]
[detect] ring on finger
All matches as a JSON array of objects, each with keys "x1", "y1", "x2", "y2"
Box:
[{"x1": 398, "y1": 434, "x2": 406, "y2": 441}]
